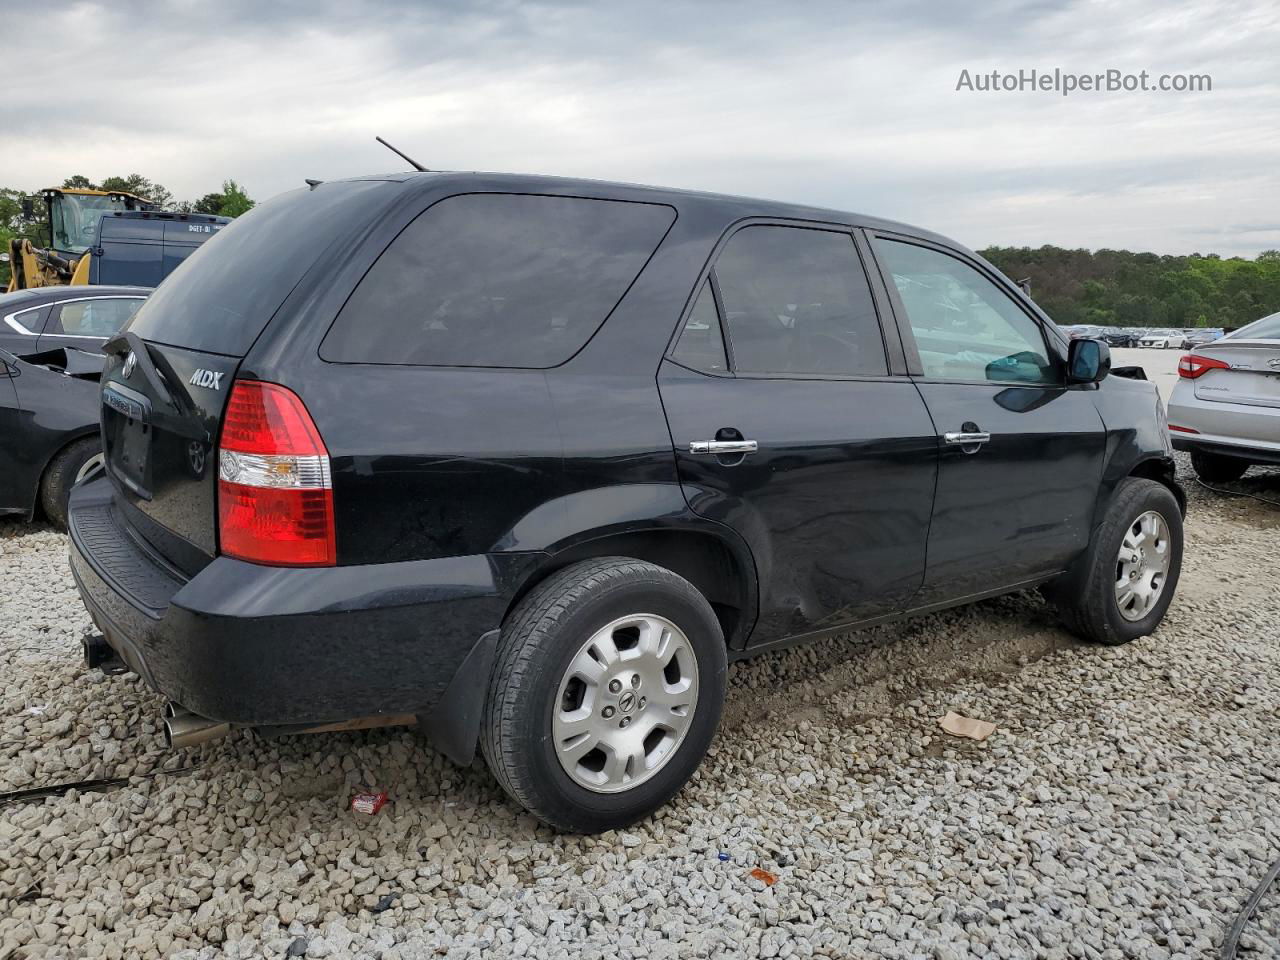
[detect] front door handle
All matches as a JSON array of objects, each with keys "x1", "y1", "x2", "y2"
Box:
[
  {"x1": 942, "y1": 431, "x2": 991, "y2": 446},
  {"x1": 689, "y1": 440, "x2": 759, "y2": 455}
]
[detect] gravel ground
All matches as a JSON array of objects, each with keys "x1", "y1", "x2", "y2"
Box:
[{"x1": 2, "y1": 454, "x2": 1279, "y2": 960}]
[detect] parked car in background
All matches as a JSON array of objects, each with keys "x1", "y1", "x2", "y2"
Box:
[
  {"x1": 1169, "y1": 311, "x2": 1280, "y2": 481},
  {"x1": 0, "y1": 286, "x2": 150, "y2": 356},
  {"x1": 1102, "y1": 328, "x2": 1140, "y2": 348},
  {"x1": 69, "y1": 172, "x2": 1185, "y2": 832},
  {"x1": 1139, "y1": 330, "x2": 1179, "y2": 349},
  {"x1": 0, "y1": 286, "x2": 151, "y2": 527},
  {"x1": 1180, "y1": 329, "x2": 1222, "y2": 350},
  {"x1": 0, "y1": 345, "x2": 105, "y2": 527}
]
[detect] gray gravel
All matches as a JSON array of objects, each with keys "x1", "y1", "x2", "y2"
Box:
[{"x1": 3, "y1": 455, "x2": 1279, "y2": 959}]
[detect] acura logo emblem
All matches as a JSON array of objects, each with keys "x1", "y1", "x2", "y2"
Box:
[{"x1": 121, "y1": 351, "x2": 137, "y2": 378}]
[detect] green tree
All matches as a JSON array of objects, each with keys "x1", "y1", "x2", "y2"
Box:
[{"x1": 216, "y1": 179, "x2": 254, "y2": 218}]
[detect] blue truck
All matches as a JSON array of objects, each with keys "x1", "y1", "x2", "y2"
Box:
[{"x1": 6, "y1": 187, "x2": 230, "y2": 291}]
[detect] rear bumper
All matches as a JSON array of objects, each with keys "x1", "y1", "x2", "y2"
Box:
[
  {"x1": 67, "y1": 477, "x2": 542, "y2": 742},
  {"x1": 1171, "y1": 434, "x2": 1280, "y2": 465},
  {"x1": 1168, "y1": 382, "x2": 1280, "y2": 465}
]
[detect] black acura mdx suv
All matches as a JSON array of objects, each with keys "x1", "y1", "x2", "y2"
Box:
[{"x1": 69, "y1": 172, "x2": 1185, "y2": 832}]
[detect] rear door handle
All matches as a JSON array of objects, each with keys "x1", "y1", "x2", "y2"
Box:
[
  {"x1": 943, "y1": 431, "x2": 991, "y2": 446},
  {"x1": 689, "y1": 440, "x2": 759, "y2": 455}
]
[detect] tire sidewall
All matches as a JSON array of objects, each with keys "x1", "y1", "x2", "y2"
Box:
[
  {"x1": 514, "y1": 577, "x2": 726, "y2": 831},
  {"x1": 1098, "y1": 483, "x2": 1183, "y2": 642},
  {"x1": 42, "y1": 437, "x2": 100, "y2": 528}
]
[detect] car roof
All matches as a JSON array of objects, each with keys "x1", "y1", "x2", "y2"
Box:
[
  {"x1": 344, "y1": 170, "x2": 967, "y2": 252},
  {"x1": 0, "y1": 285, "x2": 151, "y2": 311}
]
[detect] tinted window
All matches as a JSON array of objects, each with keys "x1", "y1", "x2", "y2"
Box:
[
  {"x1": 713, "y1": 226, "x2": 886, "y2": 377},
  {"x1": 51, "y1": 298, "x2": 142, "y2": 337},
  {"x1": 671, "y1": 281, "x2": 727, "y2": 374},
  {"x1": 875, "y1": 239, "x2": 1056, "y2": 384},
  {"x1": 322, "y1": 194, "x2": 676, "y2": 368},
  {"x1": 128, "y1": 180, "x2": 394, "y2": 356},
  {"x1": 10, "y1": 307, "x2": 45, "y2": 334}
]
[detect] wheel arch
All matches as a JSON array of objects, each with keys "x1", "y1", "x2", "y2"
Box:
[
  {"x1": 502, "y1": 525, "x2": 759, "y2": 650},
  {"x1": 1126, "y1": 455, "x2": 1186, "y2": 517}
]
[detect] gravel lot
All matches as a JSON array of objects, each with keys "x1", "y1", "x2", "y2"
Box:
[{"x1": 3, "y1": 450, "x2": 1279, "y2": 960}]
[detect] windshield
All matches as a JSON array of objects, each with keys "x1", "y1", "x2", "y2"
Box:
[
  {"x1": 1228, "y1": 311, "x2": 1280, "y2": 341},
  {"x1": 51, "y1": 194, "x2": 124, "y2": 255}
]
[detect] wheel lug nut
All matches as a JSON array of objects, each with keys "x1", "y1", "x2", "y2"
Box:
[
  {"x1": 620, "y1": 716, "x2": 631, "y2": 728},
  {"x1": 602, "y1": 706, "x2": 615, "y2": 718},
  {"x1": 639, "y1": 697, "x2": 647, "y2": 709},
  {"x1": 630, "y1": 675, "x2": 641, "y2": 688},
  {"x1": 608, "y1": 679, "x2": 622, "y2": 693}
]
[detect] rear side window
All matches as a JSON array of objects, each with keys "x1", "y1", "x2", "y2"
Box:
[
  {"x1": 321, "y1": 194, "x2": 676, "y2": 368},
  {"x1": 127, "y1": 180, "x2": 394, "y2": 356},
  {"x1": 713, "y1": 226, "x2": 887, "y2": 377},
  {"x1": 51, "y1": 298, "x2": 143, "y2": 337}
]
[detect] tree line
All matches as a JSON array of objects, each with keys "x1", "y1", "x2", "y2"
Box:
[
  {"x1": 0, "y1": 174, "x2": 255, "y2": 286},
  {"x1": 982, "y1": 245, "x2": 1280, "y2": 330}
]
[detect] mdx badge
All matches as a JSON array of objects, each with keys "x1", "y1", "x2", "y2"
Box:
[{"x1": 190, "y1": 369, "x2": 224, "y2": 390}]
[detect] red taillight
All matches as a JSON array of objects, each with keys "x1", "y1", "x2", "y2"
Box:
[
  {"x1": 217, "y1": 380, "x2": 336, "y2": 567},
  {"x1": 1178, "y1": 354, "x2": 1229, "y2": 379}
]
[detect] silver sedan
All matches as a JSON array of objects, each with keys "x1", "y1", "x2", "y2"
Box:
[{"x1": 1168, "y1": 311, "x2": 1280, "y2": 481}]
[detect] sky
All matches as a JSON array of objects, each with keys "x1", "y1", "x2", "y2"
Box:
[{"x1": 3, "y1": 0, "x2": 1278, "y2": 256}]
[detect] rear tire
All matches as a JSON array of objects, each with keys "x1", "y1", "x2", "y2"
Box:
[
  {"x1": 1190, "y1": 450, "x2": 1249, "y2": 484},
  {"x1": 39, "y1": 437, "x2": 101, "y2": 530},
  {"x1": 481, "y1": 557, "x2": 727, "y2": 833},
  {"x1": 1050, "y1": 478, "x2": 1183, "y2": 646}
]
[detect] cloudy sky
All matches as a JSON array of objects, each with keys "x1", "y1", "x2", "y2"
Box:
[{"x1": 4, "y1": 0, "x2": 1278, "y2": 256}]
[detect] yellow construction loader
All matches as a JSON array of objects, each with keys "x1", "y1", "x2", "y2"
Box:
[{"x1": 6, "y1": 187, "x2": 157, "y2": 292}]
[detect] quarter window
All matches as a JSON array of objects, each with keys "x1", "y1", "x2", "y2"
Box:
[
  {"x1": 713, "y1": 226, "x2": 887, "y2": 377},
  {"x1": 322, "y1": 194, "x2": 676, "y2": 368},
  {"x1": 11, "y1": 307, "x2": 44, "y2": 334},
  {"x1": 875, "y1": 239, "x2": 1056, "y2": 385},
  {"x1": 671, "y1": 281, "x2": 727, "y2": 374},
  {"x1": 51, "y1": 298, "x2": 143, "y2": 337}
]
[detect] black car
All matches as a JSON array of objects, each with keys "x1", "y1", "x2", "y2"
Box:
[
  {"x1": 0, "y1": 346, "x2": 106, "y2": 527},
  {"x1": 0, "y1": 285, "x2": 150, "y2": 356},
  {"x1": 1101, "y1": 328, "x2": 1139, "y2": 348},
  {"x1": 69, "y1": 172, "x2": 1185, "y2": 832}
]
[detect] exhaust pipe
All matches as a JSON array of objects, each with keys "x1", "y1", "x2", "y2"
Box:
[{"x1": 163, "y1": 703, "x2": 231, "y2": 749}]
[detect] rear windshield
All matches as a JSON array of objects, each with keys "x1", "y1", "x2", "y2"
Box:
[
  {"x1": 127, "y1": 180, "x2": 394, "y2": 356},
  {"x1": 1229, "y1": 311, "x2": 1280, "y2": 340},
  {"x1": 320, "y1": 193, "x2": 676, "y2": 368}
]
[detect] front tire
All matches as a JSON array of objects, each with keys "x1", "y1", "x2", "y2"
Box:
[
  {"x1": 481, "y1": 558, "x2": 727, "y2": 833},
  {"x1": 1050, "y1": 478, "x2": 1183, "y2": 645},
  {"x1": 1190, "y1": 450, "x2": 1249, "y2": 483}
]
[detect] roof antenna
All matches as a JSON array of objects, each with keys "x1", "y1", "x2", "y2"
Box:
[{"x1": 375, "y1": 135, "x2": 429, "y2": 172}]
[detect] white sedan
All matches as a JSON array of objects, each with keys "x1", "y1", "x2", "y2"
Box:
[{"x1": 1139, "y1": 332, "x2": 1177, "y2": 349}]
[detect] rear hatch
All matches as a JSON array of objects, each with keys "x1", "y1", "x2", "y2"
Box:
[
  {"x1": 98, "y1": 179, "x2": 399, "y2": 576},
  {"x1": 1190, "y1": 340, "x2": 1280, "y2": 409}
]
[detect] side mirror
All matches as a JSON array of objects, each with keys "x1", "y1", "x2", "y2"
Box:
[
  {"x1": 20, "y1": 198, "x2": 34, "y2": 221},
  {"x1": 1068, "y1": 337, "x2": 1111, "y2": 384}
]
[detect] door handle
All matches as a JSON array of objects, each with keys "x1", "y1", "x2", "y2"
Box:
[
  {"x1": 689, "y1": 440, "x2": 759, "y2": 455},
  {"x1": 943, "y1": 431, "x2": 991, "y2": 446}
]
